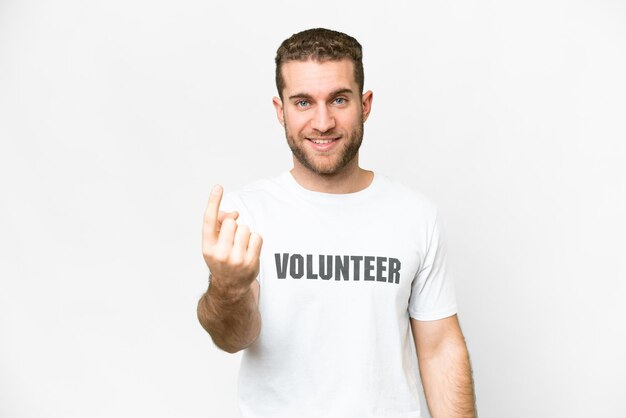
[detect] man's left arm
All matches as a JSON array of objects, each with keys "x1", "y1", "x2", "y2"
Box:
[{"x1": 411, "y1": 314, "x2": 477, "y2": 418}]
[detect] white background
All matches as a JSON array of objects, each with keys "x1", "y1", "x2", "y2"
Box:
[{"x1": 1, "y1": 1, "x2": 625, "y2": 417}]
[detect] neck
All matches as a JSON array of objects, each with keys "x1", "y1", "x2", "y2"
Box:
[{"x1": 290, "y1": 157, "x2": 374, "y2": 194}]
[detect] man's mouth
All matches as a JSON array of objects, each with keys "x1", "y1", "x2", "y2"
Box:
[
  {"x1": 309, "y1": 138, "x2": 336, "y2": 144},
  {"x1": 306, "y1": 136, "x2": 340, "y2": 151}
]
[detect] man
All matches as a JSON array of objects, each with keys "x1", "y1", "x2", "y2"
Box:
[{"x1": 198, "y1": 28, "x2": 477, "y2": 418}]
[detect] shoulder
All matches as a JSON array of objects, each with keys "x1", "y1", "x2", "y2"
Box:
[
  {"x1": 221, "y1": 172, "x2": 284, "y2": 207},
  {"x1": 218, "y1": 175, "x2": 282, "y2": 230},
  {"x1": 376, "y1": 172, "x2": 440, "y2": 218}
]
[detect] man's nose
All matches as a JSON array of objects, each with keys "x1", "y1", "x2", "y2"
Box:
[{"x1": 310, "y1": 105, "x2": 336, "y2": 132}]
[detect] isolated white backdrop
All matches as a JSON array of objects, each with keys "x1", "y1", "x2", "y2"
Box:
[{"x1": 1, "y1": 1, "x2": 625, "y2": 417}]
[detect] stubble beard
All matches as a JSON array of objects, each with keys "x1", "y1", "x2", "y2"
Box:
[{"x1": 284, "y1": 117, "x2": 365, "y2": 176}]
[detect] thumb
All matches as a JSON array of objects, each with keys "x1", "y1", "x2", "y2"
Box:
[{"x1": 218, "y1": 210, "x2": 239, "y2": 224}]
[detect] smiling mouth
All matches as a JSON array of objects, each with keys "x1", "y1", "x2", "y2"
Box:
[
  {"x1": 307, "y1": 137, "x2": 340, "y2": 144},
  {"x1": 306, "y1": 137, "x2": 340, "y2": 152}
]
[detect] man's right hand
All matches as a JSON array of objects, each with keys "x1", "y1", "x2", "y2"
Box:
[{"x1": 202, "y1": 185, "x2": 263, "y2": 300}]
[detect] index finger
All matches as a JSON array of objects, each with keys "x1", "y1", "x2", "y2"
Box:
[{"x1": 203, "y1": 184, "x2": 224, "y2": 247}]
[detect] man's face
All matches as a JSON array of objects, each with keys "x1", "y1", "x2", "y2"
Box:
[{"x1": 273, "y1": 59, "x2": 373, "y2": 176}]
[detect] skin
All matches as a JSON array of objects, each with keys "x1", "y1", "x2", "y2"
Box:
[
  {"x1": 272, "y1": 59, "x2": 374, "y2": 194},
  {"x1": 197, "y1": 185, "x2": 262, "y2": 353},
  {"x1": 198, "y1": 57, "x2": 477, "y2": 416},
  {"x1": 412, "y1": 315, "x2": 477, "y2": 417}
]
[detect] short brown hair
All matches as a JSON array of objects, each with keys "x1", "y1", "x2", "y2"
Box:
[{"x1": 275, "y1": 28, "x2": 364, "y2": 99}]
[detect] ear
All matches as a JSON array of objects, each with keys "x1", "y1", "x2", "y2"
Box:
[
  {"x1": 361, "y1": 90, "x2": 373, "y2": 122},
  {"x1": 272, "y1": 96, "x2": 285, "y2": 127}
]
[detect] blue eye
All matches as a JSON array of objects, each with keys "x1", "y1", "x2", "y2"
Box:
[
  {"x1": 296, "y1": 100, "x2": 310, "y2": 108},
  {"x1": 334, "y1": 97, "x2": 346, "y2": 105}
]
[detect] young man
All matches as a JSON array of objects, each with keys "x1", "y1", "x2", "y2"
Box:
[{"x1": 198, "y1": 28, "x2": 477, "y2": 418}]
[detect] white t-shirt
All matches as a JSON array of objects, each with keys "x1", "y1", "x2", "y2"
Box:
[{"x1": 217, "y1": 170, "x2": 457, "y2": 418}]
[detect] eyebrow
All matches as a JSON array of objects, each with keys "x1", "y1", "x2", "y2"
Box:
[{"x1": 288, "y1": 88, "x2": 354, "y2": 101}]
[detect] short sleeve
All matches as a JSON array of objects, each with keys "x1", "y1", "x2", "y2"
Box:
[
  {"x1": 408, "y1": 210, "x2": 457, "y2": 321},
  {"x1": 219, "y1": 192, "x2": 243, "y2": 218},
  {"x1": 219, "y1": 192, "x2": 257, "y2": 235}
]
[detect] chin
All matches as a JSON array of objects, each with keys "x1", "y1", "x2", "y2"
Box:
[{"x1": 304, "y1": 158, "x2": 350, "y2": 176}]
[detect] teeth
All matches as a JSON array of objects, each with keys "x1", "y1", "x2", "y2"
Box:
[{"x1": 311, "y1": 139, "x2": 335, "y2": 144}]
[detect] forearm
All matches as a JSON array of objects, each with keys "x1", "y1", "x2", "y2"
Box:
[
  {"x1": 197, "y1": 281, "x2": 261, "y2": 353},
  {"x1": 418, "y1": 339, "x2": 477, "y2": 418}
]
